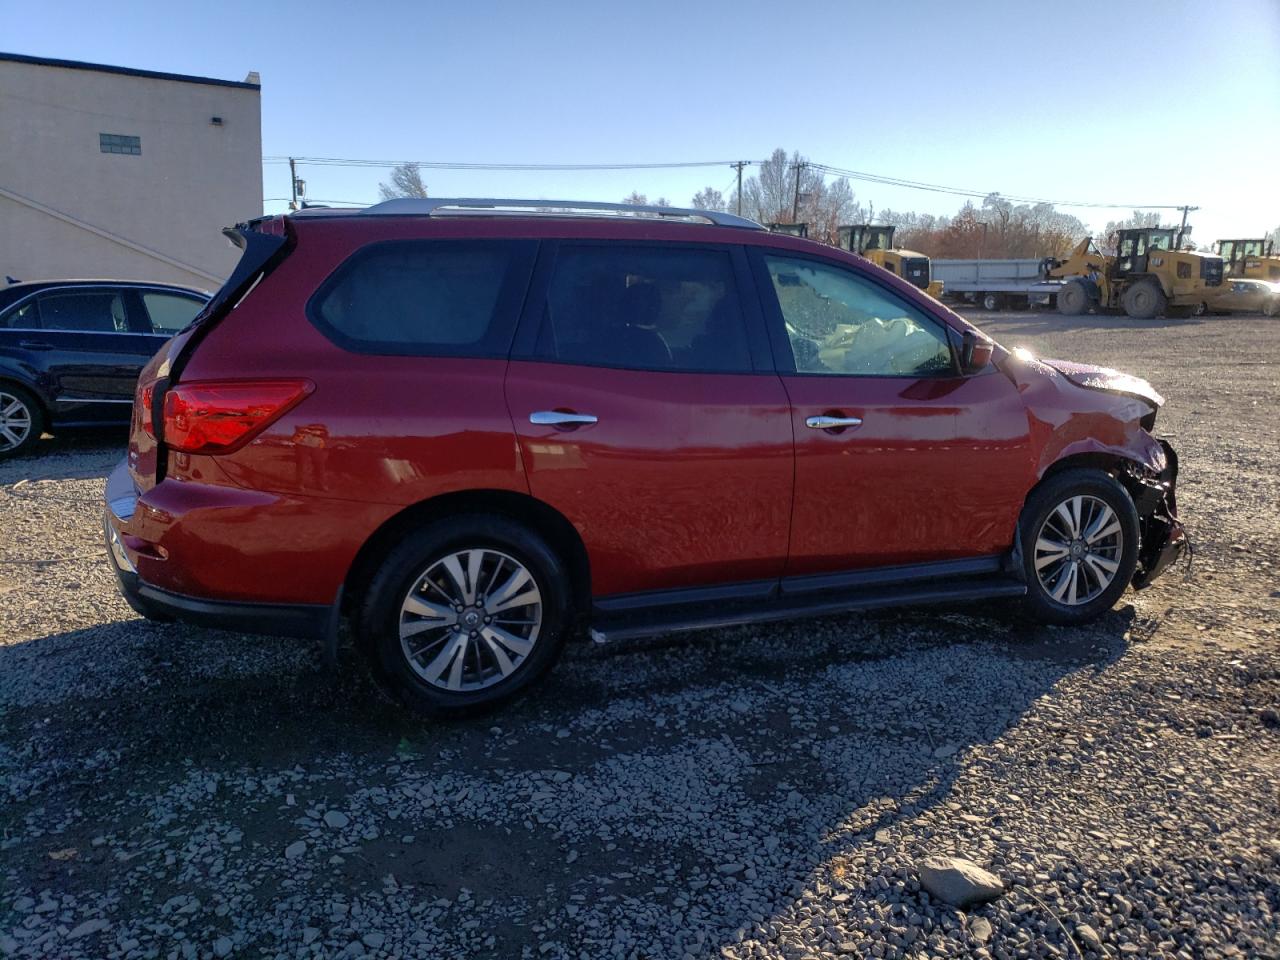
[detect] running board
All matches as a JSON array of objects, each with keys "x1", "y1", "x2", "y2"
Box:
[{"x1": 589, "y1": 576, "x2": 1026, "y2": 644}]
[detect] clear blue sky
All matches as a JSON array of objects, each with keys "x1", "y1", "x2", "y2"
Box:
[{"x1": 5, "y1": 0, "x2": 1279, "y2": 241}]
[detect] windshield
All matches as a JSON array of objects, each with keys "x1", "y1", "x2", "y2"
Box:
[
  {"x1": 864, "y1": 227, "x2": 895, "y2": 250},
  {"x1": 1242, "y1": 240, "x2": 1265, "y2": 257},
  {"x1": 1147, "y1": 231, "x2": 1175, "y2": 251}
]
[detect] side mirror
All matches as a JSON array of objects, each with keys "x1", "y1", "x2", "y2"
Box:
[{"x1": 960, "y1": 330, "x2": 993, "y2": 374}]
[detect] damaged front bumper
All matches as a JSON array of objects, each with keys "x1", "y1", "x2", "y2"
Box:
[{"x1": 1128, "y1": 438, "x2": 1188, "y2": 589}]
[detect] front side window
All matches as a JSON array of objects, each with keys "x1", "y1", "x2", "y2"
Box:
[
  {"x1": 311, "y1": 240, "x2": 533, "y2": 356},
  {"x1": 36, "y1": 290, "x2": 127, "y2": 332},
  {"x1": 143, "y1": 292, "x2": 204, "y2": 333},
  {"x1": 763, "y1": 255, "x2": 954, "y2": 377},
  {"x1": 536, "y1": 245, "x2": 753, "y2": 373}
]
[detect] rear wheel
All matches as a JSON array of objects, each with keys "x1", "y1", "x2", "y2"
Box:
[
  {"x1": 981, "y1": 292, "x2": 1004, "y2": 312},
  {"x1": 1019, "y1": 470, "x2": 1139, "y2": 625},
  {"x1": 1057, "y1": 280, "x2": 1090, "y2": 316},
  {"x1": 358, "y1": 514, "x2": 571, "y2": 716},
  {"x1": 1121, "y1": 279, "x2": 1167, "y2": 319},
  {"x1": 1264, "y1": 297, "x2": 1279, "y2": 317},
  {"x1": 0, "y1": 385, "x2": 43, "y2": 459}
]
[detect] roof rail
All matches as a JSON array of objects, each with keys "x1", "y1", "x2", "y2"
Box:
[{"x1": 360, "y1": 197, "x2": 765, "y2": 230}]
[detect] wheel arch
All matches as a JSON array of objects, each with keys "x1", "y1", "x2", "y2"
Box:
[
  {"x1": 342, "y1": 489, "x2": 591, "y2": 618},
  {"x1": 1033, "y1": 450, "x2": 1159, "y2": 521}
]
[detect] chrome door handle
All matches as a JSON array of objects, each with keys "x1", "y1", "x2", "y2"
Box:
[
  {"x1": 806, "y1": 415, "x2": 863, "y2": 429},
  {"x1": 530, "y1": 410, "x2": 598, "y2": 427}
]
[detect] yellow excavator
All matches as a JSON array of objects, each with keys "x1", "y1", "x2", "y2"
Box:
[
  {"x1": 1214, "y1": 238, "x2": 1280, "y2": 281},
  {"x1": 837, "y1": 224, "x2": 944, "y2": 299},
  {"x1": 1052, "y1": 227, "x2": 1223, "y2": 318}
]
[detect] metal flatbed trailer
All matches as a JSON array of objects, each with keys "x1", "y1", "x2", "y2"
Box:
[{"x1": 932, "y1": 258, "x2": 1067, "y2": 311}]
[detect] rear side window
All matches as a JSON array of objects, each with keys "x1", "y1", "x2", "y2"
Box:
[
  {"x1": 0, "y1": 299, "x2": 40, "y2": 329},
  {"x1": 535, "y1": 245, "x2": 753, "y2": 373},
  {"x1": 310, "y1": 240, "x2": 535, "y2": 356},
  {"x1": 37, "y1": 290, "x2": 127, "y2": 332},
  {"x1": 143, "y1": 292, "x2": 204, "y2": 333}
]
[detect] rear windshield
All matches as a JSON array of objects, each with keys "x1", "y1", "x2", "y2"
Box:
[{"x1": 309, "y1": 239, "x2": 535, "y2": 356}]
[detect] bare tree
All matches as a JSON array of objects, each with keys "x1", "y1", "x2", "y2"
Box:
[
  {"x1": 691, "y1": 187, "x2": 726, "y2": 211},
  {"x1": 622, "y1": 191, "x2": 648, "y2": 206},
  {"x1": 377, "y1": 163, "x2": 429, "y2": 201}
]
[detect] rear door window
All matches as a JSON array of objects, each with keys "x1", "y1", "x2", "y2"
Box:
[
  {"x1": 534, "y1": 244, "x2": 754, "y2": 373},
  {"x1": 36, "y1": 290, "x2": 127, "y2": 332},
  {"x1": 310, "y1": 240, "x2": 536, "y2": 356},
  {"x1": 143, "y1": 292, "x2": 205, "y2": 333}
]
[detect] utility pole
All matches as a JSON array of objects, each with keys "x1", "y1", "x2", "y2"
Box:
[
  {"x1": 1176, "y1": 205, "x2": 1199, "y2": 249},
  {"x1": 288, "y1": 157, "x2": 298, "y2": 210},
  {"x1": 792, "y1": 161, "x2": 806, "y2": 222},
  {"x1": 731, "y1": 161, "x2": 748, "y2": 216}
]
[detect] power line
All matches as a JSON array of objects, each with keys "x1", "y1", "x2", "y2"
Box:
[
  {"x1": 262, "y1": 154, "x2": 1191, "y2": 212},
  {"x1": 808, "y1": 162, "x2": 1187, "y2": 210},
  {"x1": 263, "y1": 156, "x2": 742, "y2": 171}
]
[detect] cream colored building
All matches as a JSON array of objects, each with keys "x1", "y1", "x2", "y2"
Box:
[{"x1": 0, "y1": 53, "x2": 263, "y2": 291}]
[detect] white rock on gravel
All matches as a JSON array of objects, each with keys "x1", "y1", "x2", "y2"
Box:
[{"x1": 917, "y1": 856, "x2": 1004, "y2": 907}]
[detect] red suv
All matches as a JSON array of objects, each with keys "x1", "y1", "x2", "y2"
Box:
[{"x1": 103, "y1": 199, "x2": 1186, "y2": 714}]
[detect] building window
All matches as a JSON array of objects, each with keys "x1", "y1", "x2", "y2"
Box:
[{"x1": 99, "y1": 133, "x2": 141, "y2": 155}]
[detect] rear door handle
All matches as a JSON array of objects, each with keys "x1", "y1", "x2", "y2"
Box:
[
  {"x1": 806, "y1": 415, "x2": 863, "y2": 429},
  {"x1": 530, "y1": 410, "x2": 598, "y2": 428},
  {"x1": 18, "y1": 339, "x2": 55, "y2": 350}
]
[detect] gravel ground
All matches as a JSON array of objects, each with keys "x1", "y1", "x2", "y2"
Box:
[{"x1": 1, "y1": 310, "x2": 1277, "y2": 960}]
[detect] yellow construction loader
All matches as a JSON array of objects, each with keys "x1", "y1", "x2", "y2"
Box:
[
  {"x1": 1052, "y1": 227, "x2": 1223, "y2": 318},
  {"x1": 837, "y1": 224, "x2": 945, "y2": 299},
  {"x1": 1214, "y1": 238, "x2": 1280, "y2": 281}
]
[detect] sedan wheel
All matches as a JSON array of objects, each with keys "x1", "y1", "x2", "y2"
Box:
[
  {"x1": 399, "y1": 548, "x2": 543, "y2": 692},
  {"x1": 0, "y1": 387, "x2": 42, "y2": 458},
  {"x1": 1033, "y1": 495, "x2": 1123, "y2": 606}
]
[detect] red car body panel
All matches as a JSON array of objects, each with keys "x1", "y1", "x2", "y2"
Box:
[
  {"x1": 105, "y1": 211, "x2": 1181, "y2": 621},
  {"x1": 506, "y1": 361, "x2": 794, "y2": 595},
  {"x1": 781, "y1": 369, "x2": 1036, "y2": 575}
]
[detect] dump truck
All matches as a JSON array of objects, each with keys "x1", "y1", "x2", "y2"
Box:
[
  {"x1": 1215, "y1": 238, "x2": 1280, "y2": 281},
  {"x1": 836, "y1": 224, "x2": 944, "y2": 298}
]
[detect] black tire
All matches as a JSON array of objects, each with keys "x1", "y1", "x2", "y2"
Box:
[
  {"x1": 1264, "y1": 298, "x2": 1278, "y2": 318},
  {"x1": 1121, "y1": 279, "x2": 1167, "y2": 319},
  {"x1": 0, "y1": 384, "x2": 45, "y2": 460},
  {"x1": 357, "y1": 513, "x2": 571, "y2": 717},
  {"x1": 1018, "y1": 469, "x2": 1140, "y2": 626},
  {"x1": 1057, "y1": 280, "x2": 1090, "y2": 316},
  {"x1": 1194, "y1": 301, "x2": 1208, "y2": 317},
  {"x1": 981, "y1": 292, "x2": 1004, "y2": 312}
]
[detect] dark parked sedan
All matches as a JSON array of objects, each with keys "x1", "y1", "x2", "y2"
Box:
[{"x1": 0, "y1": 279, "x2": 209, "y2": 458}]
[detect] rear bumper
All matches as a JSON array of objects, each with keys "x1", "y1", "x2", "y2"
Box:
[{"x1": 103, "y1": 459, "x2": 331, "y2": 639}]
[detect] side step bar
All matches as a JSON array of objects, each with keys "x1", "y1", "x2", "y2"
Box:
[{"x1": 589, "y1": 576, "x2": 1026, "y2": 644}]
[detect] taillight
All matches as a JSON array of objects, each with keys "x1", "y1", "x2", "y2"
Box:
[
  {"x1": 161, "y1": 380, "x2": 313, "y2": 454},
  {"x1": 138, "y1": 384, "x2": 155, "y2": 438}
]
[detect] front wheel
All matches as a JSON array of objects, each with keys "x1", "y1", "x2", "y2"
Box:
[
  {"x1": 1019, "y1": 470, "x2": 1140, "y2": 625},
  {"x1": 357, "y1": 514, "x2": 571, "y2": 716},
  {"x1": 1122, "y1": 279, "x2": 1167, "y2": 319},
  {"x1": 1057, "y1": 280, "x2": 1090, "y2": 316}
]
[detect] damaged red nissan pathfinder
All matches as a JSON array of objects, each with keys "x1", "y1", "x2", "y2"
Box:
[{"x1": 103, "y1": 199, "x2": 1186, "y2": 714}]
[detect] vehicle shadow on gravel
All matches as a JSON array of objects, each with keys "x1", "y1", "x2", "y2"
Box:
[
  {"x1": 0, "y1": 432, "x2": 123, "y2": 483},
  {"x1": 1, "y1": 600, "x2": 1139, "y2": 955}
]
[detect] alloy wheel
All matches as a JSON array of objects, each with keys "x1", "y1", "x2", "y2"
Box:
[
  {"x1": 1033, "y1": 495, "x2": 1124, "y2": 606},
  {"x1": 398, "y1": 548, "x2": 542, "y2": 692},
  {"x1": 0, "y1": 391, "x2": 33, "y2": 452}
]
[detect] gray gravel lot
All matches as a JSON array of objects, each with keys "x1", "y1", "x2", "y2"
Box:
[{"x1": 1, "y1": 310, "x2": 1277, "y2": 960}]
